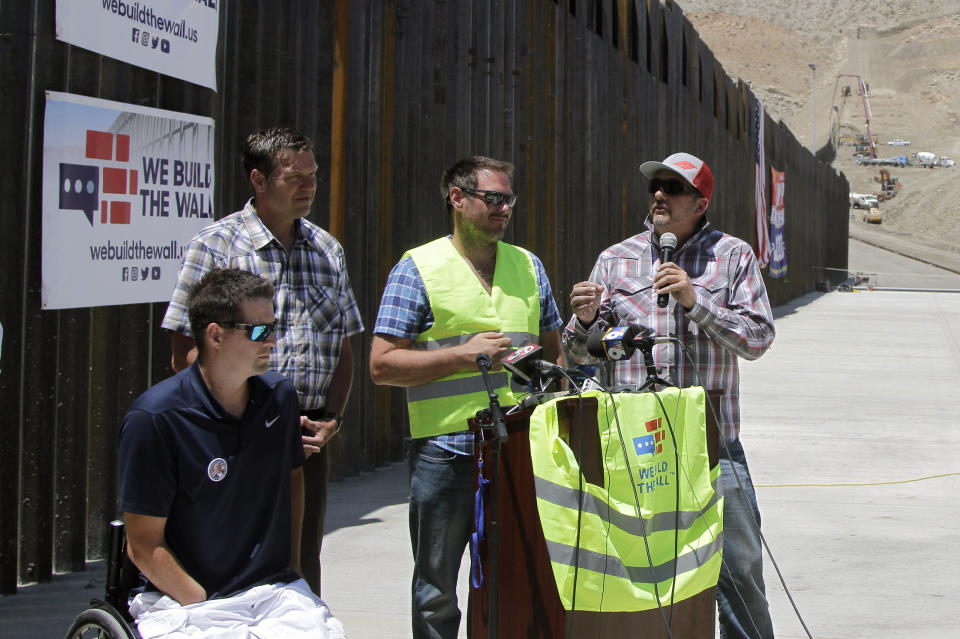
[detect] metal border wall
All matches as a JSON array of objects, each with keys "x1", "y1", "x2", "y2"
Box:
[{"x1": 0, "y1": 0, "x2": 848, "y2": 593}]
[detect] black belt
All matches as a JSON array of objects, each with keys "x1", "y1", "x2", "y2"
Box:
[{"x1": 302, "y1": 408, "x2": 327, "y2": 421}]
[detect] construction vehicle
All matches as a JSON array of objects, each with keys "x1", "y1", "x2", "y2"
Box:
[
  {"x1": 861, "y1": 206, "x2": 882, "y2": 224},
  {"x1": 914, "y1": 151, "x2": 937, "y2": 168},
  {"x1": 832, "y1": 75, "x2": 877, "y2": 158},
  {"x1": 849, "y1": 193, "x2": 881, "y2": 223},
  {"x1": 941, "y1": 156, "x2": 955, "y2": 167},
  {"x1": 837, "y1": 123, "x2": 862, "y2": 147},
  {"x1": 875, "y1": 169, "x2": 900, "y2": 201}
]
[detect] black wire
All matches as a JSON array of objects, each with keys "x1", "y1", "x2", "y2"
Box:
[
  {"x1": 645, "y1": 387, "x2": 684, "y2": 625},
  {"x1": 598, "y1": 381, "x2": 677, "y2": 639},
  {"x1": 680, "y1": 347, "x2": 815, "y2": 639},
  {"x1": 566, "y1": 386, "x2": 585, "y2": 639}
]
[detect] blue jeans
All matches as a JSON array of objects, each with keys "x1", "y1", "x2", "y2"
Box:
[
  {"x1": 408, "y1": 439, "x2": 475, "y2": 639},
  {"x1": 717, "y1": 439, "x2": 774, "y2": 639}
]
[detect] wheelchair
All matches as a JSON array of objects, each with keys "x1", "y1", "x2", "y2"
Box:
[{"x1": 65, "y1": 520, "x2": 141, "y2": 639}]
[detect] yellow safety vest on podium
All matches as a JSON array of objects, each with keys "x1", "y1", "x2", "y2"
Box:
[
  {"x1": 405, "y1": 238, "x2": 541, "y2": 438},
  {"x1": 528, "y1": 388, "x2": 723, "y2": 611}
]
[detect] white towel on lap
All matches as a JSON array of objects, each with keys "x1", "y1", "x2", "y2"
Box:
[{"x1": 129, "y1": 578, "x2": 347, "y2": 638}]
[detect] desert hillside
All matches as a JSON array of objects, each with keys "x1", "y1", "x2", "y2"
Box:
[{"x1": 676, "y1": 1, "x2": 960, "y2": 253}]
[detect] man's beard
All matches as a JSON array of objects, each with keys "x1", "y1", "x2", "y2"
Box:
[{"x1": 458, "y1": 216, "x2": 504, "y2": 245}]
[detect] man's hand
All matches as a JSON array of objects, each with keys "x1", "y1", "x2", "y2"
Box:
[
  {"x1": 569, "y1": 281, "x2": 603, "y2": 326},
  {"x1": 654, "y1": 262, "x2": 697, "y2": 310},
  {"x1": 300, "y1": 415, "x2": 340, "y2": 457},
  {"x1": 461, "y1": 331, "x2": 512, "y2": 370},
  {"x1": 370, "y1": 332, "x2": 511, "y2": 388}
]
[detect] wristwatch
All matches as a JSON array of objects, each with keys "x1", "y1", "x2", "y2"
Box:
[{"x1": 323, "y1": 410, "x2": 343, "y2": 434}]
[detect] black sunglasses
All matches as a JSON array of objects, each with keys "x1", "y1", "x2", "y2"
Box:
[
  {"x1": 648, "y1": 179, "x2": 701, "y2": 198},
  {"x1": 460, "y1": 187, "x2": 518, "y2": 208},
  {"x1": 218, "y1": 321, "x2": 276, "y2": 342}
]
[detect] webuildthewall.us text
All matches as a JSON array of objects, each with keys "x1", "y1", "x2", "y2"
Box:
[
  {"x1": 89, "y1": 239, "x2": 184, "y2": 261},
  {"x1": 101, "y1": 0, "x2": 202, "y2": 43}
]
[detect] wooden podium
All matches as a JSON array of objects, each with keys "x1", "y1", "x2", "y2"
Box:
[{"x1": 468, "y1": 394, "x2": 720, "y2": 638}]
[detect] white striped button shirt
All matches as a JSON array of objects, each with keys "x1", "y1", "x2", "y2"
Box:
[{"x1": 564, "y1": 218, "x2": 774, "y2": 443}]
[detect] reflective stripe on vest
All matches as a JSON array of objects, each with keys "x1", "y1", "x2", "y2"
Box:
[
  {"x1": 405, "y1": 238, "x2": 541, "y2": 438},
  {"x1": 528, "y1": 388, "x2": 723, "y2": 612}
]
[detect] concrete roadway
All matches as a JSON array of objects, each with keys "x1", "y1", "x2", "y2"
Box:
[{"x1": 2, "y1": 236, "x2": 959, "y2": 638}]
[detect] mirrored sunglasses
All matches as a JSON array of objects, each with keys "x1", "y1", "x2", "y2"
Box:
[
  {"x1": 218, "y1": 321, "x2": 276, "y2": 342},
  {"x1": 461, "y1": 187, "x2": 518, "y2": 208}
]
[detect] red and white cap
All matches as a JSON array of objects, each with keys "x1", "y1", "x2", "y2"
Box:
[{"x1": 639, "y1": 152, "x2": 714, "y2": 201}]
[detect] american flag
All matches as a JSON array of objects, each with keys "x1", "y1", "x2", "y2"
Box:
[{"x1": 753, "y1": 97, "x2": 770, "y2": 268}]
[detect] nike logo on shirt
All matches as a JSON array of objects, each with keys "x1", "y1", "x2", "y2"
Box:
[{"x1": 265, "y1": 416, "x2": 279, "y2": 428}]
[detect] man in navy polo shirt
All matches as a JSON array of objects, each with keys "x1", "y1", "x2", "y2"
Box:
[{"x1": 119, "y1": 269, "x2": 345, "y2": 638}]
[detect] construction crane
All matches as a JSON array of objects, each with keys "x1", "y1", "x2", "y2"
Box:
[{"x1": 831, "y1": 74, "x2": 876, "y2": 158}]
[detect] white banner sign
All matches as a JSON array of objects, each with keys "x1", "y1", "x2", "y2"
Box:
[
  {"x1": 42, "y1": 91, "x2": 215, "y2": 309},
  {"x1": 56, "y1": 0, "x2": 219, "y2": 90}
]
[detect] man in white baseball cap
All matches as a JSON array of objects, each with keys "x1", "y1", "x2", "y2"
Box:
[{"x1": 565, "y1": 151, "x2": 776, "y2": 639}]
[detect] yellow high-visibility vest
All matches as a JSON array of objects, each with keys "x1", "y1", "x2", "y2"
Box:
[
  {"x1": 405, "y1": 237, "x2": 541, "y2": 438},
  {"x1": 527, "y1": 388, "x2": 723, "y2": 611}
]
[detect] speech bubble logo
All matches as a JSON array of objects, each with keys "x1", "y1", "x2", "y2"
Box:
[{"x1": 59, "y1": 163, "x2": 99, "y2": 226}]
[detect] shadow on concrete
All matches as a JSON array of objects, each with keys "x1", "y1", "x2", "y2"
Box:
[
  {"x1": 324, "y1": 461, "x2": 409, "y2": 537},
  {"x1": 772, "y1": 290, "x2": 829, "y2": 320}
]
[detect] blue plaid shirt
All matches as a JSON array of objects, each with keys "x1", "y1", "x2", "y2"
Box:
[
  {"x1": 374, "y1": 241, "x2": 563, "y2": 455},
  {"x1": 162, "y1": 200, "x2": 364, "y2": 411}
]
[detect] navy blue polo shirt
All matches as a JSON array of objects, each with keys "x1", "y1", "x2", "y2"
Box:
[{"x1": 118, "y1": 364, "x2": 305, "y2": 599}]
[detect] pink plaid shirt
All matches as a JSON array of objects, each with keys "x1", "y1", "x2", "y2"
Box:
[{"x1": 564, "y1": 218, "x2": 775, "y2": 442}]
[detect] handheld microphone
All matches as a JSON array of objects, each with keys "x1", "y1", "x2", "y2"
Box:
[{"x1": 657, "y1": 232, "x2": 678, "y2": 308}]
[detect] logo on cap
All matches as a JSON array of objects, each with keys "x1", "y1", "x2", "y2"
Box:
[{"x1": 673, "y1": 161, "x2": 698, "y2": 170}]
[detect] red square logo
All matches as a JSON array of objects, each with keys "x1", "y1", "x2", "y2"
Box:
[
  {"x1": 115, "y1": 134, "x2": 130, "y2": 162},
  {"x1": 102, "y1": 168, "x2": 127, "y2": 194},
  {"x1": 86, "y1": 131, "x2": 113, "y2": 160},
  {"x1": 110, "y1": 201, "x2": 131, "y2": 224}
]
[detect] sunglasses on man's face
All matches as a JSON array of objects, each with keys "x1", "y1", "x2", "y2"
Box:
[
  {"x1": 648, "y1": 179, "x2": 700, "y2": 198},
  {"x1": 218, "y1": 321, "x2": 276, "y2": 342},
  {"x1": 460, "y1": 187, "x2": 518, "y2": 208}
]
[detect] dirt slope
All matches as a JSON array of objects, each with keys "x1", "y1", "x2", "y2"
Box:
[{"x1": 676, "y1": 1, "x2": 960, "y2": 252}]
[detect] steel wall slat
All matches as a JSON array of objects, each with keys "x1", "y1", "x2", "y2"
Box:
[{"x1": 0, "y1": 0, "x2": 35, "y2": 596}]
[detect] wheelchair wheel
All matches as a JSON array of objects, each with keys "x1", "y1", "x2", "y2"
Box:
[{"x1": 65, "y1": 607, "x2": 132, "y2": 639}]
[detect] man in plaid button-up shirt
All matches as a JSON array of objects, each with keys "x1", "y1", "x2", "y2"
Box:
[
  {"x1": 162, "y1": 128, "x2": 363, "y2": 597},
  {"x1": 565, "y1": 153, "x2": 775, "y2": 639}
]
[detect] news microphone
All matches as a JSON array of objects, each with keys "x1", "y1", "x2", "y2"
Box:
[
  {"x1": 586, "y1": 325, "x2": 638, "y2": 361},
  {"x1": 501, "y1": 344, "x2": 546, "y2": 383},
  {"x1": 501, "y1": 344, "x2": 574, "y2": 383},
  {"x1": 587, "y1": 326, "x2": 679, "y2": 361},
  {"x1": 657, "y1": 232, "x2": 678, "y2": 308}
]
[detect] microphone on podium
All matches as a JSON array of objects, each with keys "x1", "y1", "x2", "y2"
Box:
[
  {"x1": 501, "y1": 344, "x2": 575, "y2": 384},
  {"x1": 586, "y1": 325, "x2": 675, "y2": 362}
]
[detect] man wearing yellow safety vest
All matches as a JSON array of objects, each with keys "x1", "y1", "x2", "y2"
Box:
[
  {"x1": 565, "y1": 152, "x2": 776, "y2": 639},
  {"x1": 370, "y1": 156, "x2": 564, "y2": 639}
]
